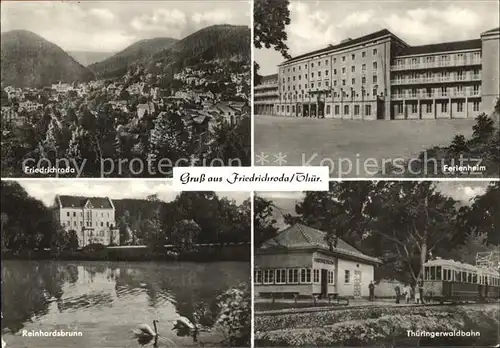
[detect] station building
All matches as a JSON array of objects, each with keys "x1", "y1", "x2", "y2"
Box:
[
  {"x1": 255, "y1": 27, "x2": 499, "y2": 120},
  {"x1": 254, "y1": 224, "x2": 381, "y2": 298}
]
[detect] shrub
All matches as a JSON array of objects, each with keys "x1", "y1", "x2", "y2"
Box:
[{"x1": 214, "y1": 283, "x2": 251, "y2": 346}]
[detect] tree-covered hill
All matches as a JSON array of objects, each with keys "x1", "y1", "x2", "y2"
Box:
[{"x1": 1, "y1": 30, "x2": 94, "y2": 88}]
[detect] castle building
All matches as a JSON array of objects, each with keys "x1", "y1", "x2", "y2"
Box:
[
  {"x1": 53, "y1": 195, "x2": 119, "y2": 247},
  {"x1": 255, "y1": 27, "x2": 499, "y2": 120}
]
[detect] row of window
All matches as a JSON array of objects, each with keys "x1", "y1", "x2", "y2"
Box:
[
  {"x1": 255, "y1": 268, "x2": 335, "y2": 285},
  {"x1": 283, "y1": 75, "x2": 378, "y2": 92},
  {"x1": 62, "y1": 220, "x2": 112, "y2": 228},
  {"x1": 282, "y1": 87, "x2": 379, "y2": 101},
  {"x1": 66, "y1": 211, "x2": 111, "y2": 218},
  {"x1": 284, "y1": 62, "x2": 379, "y2": 83},
  {"x1": 394, "y1": 70, "x2": 480, "y2": 81},
  {"x1": 394, "y1": 86, "x2": 481, "y2": 95},
  {"x1": 284, "y1": 49, "x2": 379, "y2": 74},
  {"x1": 394, "y1": 52, "x2": 481, "y2": 66},
  {"x1": 395, "y1": 101, "x2": 480, "y2": 114},
  {"x1": 279, "y1": 104, "x2": 372, "y2": 116},
  {"x1": 424, "y1": 265, "x2": 499, "y2": 286}
]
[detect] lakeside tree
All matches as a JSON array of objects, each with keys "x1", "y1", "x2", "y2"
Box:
[
  {"x1": 171, "y1": 219, "x2": 201, "y2": 251},
  {"x1": 67, "y1": 230, "x2": 79, "y2": 251},
  {"x1": 253, "y1": 0, "x2": 291, "y2": 84}
]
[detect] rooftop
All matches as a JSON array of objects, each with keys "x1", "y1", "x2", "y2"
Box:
[
  {"x1": 260, "y1": 223, "x2": 381, "y2": 264},
  {"x1": 56, "y1": 195, "x2": 113, "y2": 209},
  {"x1": 281, "y1": 29, "x2": 405, "y2": 65},
  {"x1": 397, "y1": 39, "x2": 481, "y2": 56},
  {"x1": 280, "y1": 27, "x2": 497, "y2": 65}
]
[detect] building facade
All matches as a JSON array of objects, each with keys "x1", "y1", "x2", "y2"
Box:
[
  {"x1": 262, "y1": 27, "x2": 499, "y2": 120},
  {"x1": 254, "y1": 224, "x2": 381, "y2": 298},
  {"x1": 254, "y1": 74, "x2": 279, "y2": 115},
  {"x1": 53, "y1": 195, "x2": 119, "y2": 247}
]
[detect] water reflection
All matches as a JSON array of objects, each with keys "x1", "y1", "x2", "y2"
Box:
[{"x1": 1, "y1": 260, "x2": 249, "y2": 347}]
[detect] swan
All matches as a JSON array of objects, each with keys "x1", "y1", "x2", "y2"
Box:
[
  {"x1": 175, "y1": 316, "x2": 195, "y2": 331},
  {"x1": 173, "y1": 316, "x2": 202, "y2": 342},
  {"x1": 133, "y1": 320, "x2": 159, "y2": 338}
]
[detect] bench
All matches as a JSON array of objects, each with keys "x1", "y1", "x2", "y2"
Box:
[
  {"x1": 264, "y1": 292, "x2": 300, "y2": 303},
  {"x1": 327, "y1": 293, "x2": 349, "y2": 306}
]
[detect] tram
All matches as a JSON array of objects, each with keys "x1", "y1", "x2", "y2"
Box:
[{"x1": 422, "y1": 258, "x2": 500, "y2": 303}]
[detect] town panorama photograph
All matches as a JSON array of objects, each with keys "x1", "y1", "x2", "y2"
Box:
[
  {"x1": 1, "y1": 1, "x2": 251, "y2": 178},
  {"x1": 254, "y1": 0, "x2": 500, "y2": 178}
]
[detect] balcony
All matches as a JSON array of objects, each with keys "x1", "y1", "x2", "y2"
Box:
[
  {"x1": 391, "y1": 58, "x2": 482, "y2": 71},
  {"x1": 391, "y1": 74, "x2": 482, "y2": 85},
  {"x1": 391, "y1": 90, "x2": 481, "y2": 100},
  {"x1": 254, "y1": 84, "x2": 278, "y2": 91},
  {"x1": 254, "y1": 91, "x2": 279, "y2": 97}
]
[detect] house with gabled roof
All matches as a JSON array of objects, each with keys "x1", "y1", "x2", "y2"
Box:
[
  {"x1": 53, "y1": 195, "x2": 119, "y2": 247},
  {"x1": 255, "y1": 223, "x2": 381, "y2": 298}
]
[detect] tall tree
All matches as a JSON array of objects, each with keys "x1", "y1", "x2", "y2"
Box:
[
  {"x1": 253, "y1": 196, "x2": 279, "y2": 248},
  {"x1": 364, "y1": 181, "x2": 458, "y2": 284},
  {"x1": 253, "y1": 0, "x2": 291, "y2": 83}
]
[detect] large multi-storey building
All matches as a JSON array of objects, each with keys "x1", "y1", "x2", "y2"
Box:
[
  {"x1": 259, "y1": 27, "x2": 499, "y2": 120},
  {"x1": 53, "y1": 195, "x2": 119, "y2": 247}
]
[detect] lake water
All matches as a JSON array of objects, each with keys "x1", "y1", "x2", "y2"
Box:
[{"x1": 1, "y1": 260, "x2": 250, "y2": 348}]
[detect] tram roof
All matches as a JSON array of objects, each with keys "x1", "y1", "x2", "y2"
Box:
[{"x1": 424, "y1": 258, "x2": 500, "y2": 275}]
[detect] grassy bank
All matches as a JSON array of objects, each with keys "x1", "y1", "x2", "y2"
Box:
[
  {"x1": 255, "y1": 304, "x2": 499, "y2": 347},
  {"x1": 255, "y1": 115, "x2": 475, "y2": 177},
  {"x1": 1, "y1": 244, "x2": 250, "y2": 262}
]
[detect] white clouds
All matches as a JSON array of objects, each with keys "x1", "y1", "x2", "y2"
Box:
[
  {"x1": 89, "y1": 8, "x2": 116, "y2": 23},
  {"x1": 130, "y1": 8, "x2": 186, "y2": 37},
  {"x1": 192, "y1": 9, "x2": 232, "y2": 24},
  {"x1": 17, "y1": 180, "x2": 247, "y2": 207},
  {"x1": 385, "y1": 6, "x2": 483, "y2": 44},
  {"x1": 257, "y1": 191, "x2": 305, "y2": 200},
  {"x1": 39, "y1": 29, "x2": 136, "y2": 52},
  {"x1": 1, "y1": 2, "x2": 249, "y2": 52},
  {"x1": 286, "y1": 2, "x2": 341, "y2": 54},
  {"x1": 337, "y1": 10, "x2": 375, "y2": 29}
]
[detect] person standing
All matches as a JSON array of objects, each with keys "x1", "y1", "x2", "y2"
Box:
[
  {"x1": 395, "y1": 285, "x2": 401, "y2": 304},
  {"x1": 405, "y1": 285, "x2": 412, "y2": 304},
  {"x1": 369, "y1": 281, "x2": 375, "y2": 301},
  {"x1": 415, "y1": 284, "x2": 421, "y2": 304}
]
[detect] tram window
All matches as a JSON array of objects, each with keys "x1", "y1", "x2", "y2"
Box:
[
  {"x1": 467, "y1": 273, "x2": 472, "y2": 283},
  {"x1": 462, "y1": 271, "x2": 467, "y2": 282},
  {"x1": 448, "y1": 270, "x2": 452, "y2": 281},
  {"x1": 425, "y1": 267, "x2": 430, "y2": 280},
  {"x1": 455, "y1": 271, "x2": 460, "y2": 282},
  {"x1": 443, "y1": 269, "x2": 447, "y2": 281},
  {"x1": 436, "y1": 266, "x2": 442, "y2": 280},
  {"x1": 473, "y1": 274, "x2": 477, "y2": 283},
  {"x1": 430, "y1": 266, "x2": 436, "y2": 280}
]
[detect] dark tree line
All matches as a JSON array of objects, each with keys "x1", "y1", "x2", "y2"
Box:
[{"x1": 1, "y1": 181, "x2": 250, "y2": 254}]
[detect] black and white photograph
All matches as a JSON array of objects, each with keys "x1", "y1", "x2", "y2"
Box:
[
  {"x1": 254, "y1": 0, "x2": 500, "y2": 178},
  {"x1": 253, "y1": 181, "x2": 500, "y2": 346},
  {"x1": 0, "y1": 180, "x2": 251, "y2": 347},
  {"x1": 1, "y1": 1, "x2": 251, "y2": 178}
]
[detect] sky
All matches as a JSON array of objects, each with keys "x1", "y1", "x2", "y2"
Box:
[
  {"x1": 0, "y1": 0, "x2": 251, "y2": 52},
  {"x1": 13, "y1": 180, "x2": 249, "y2": 207},
  {"x1": 255, "y1": 0, "x2": 500, "y2": 75},
  {"x1": 258, "y1": 181, "x2": 493, "y2": 228}
]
